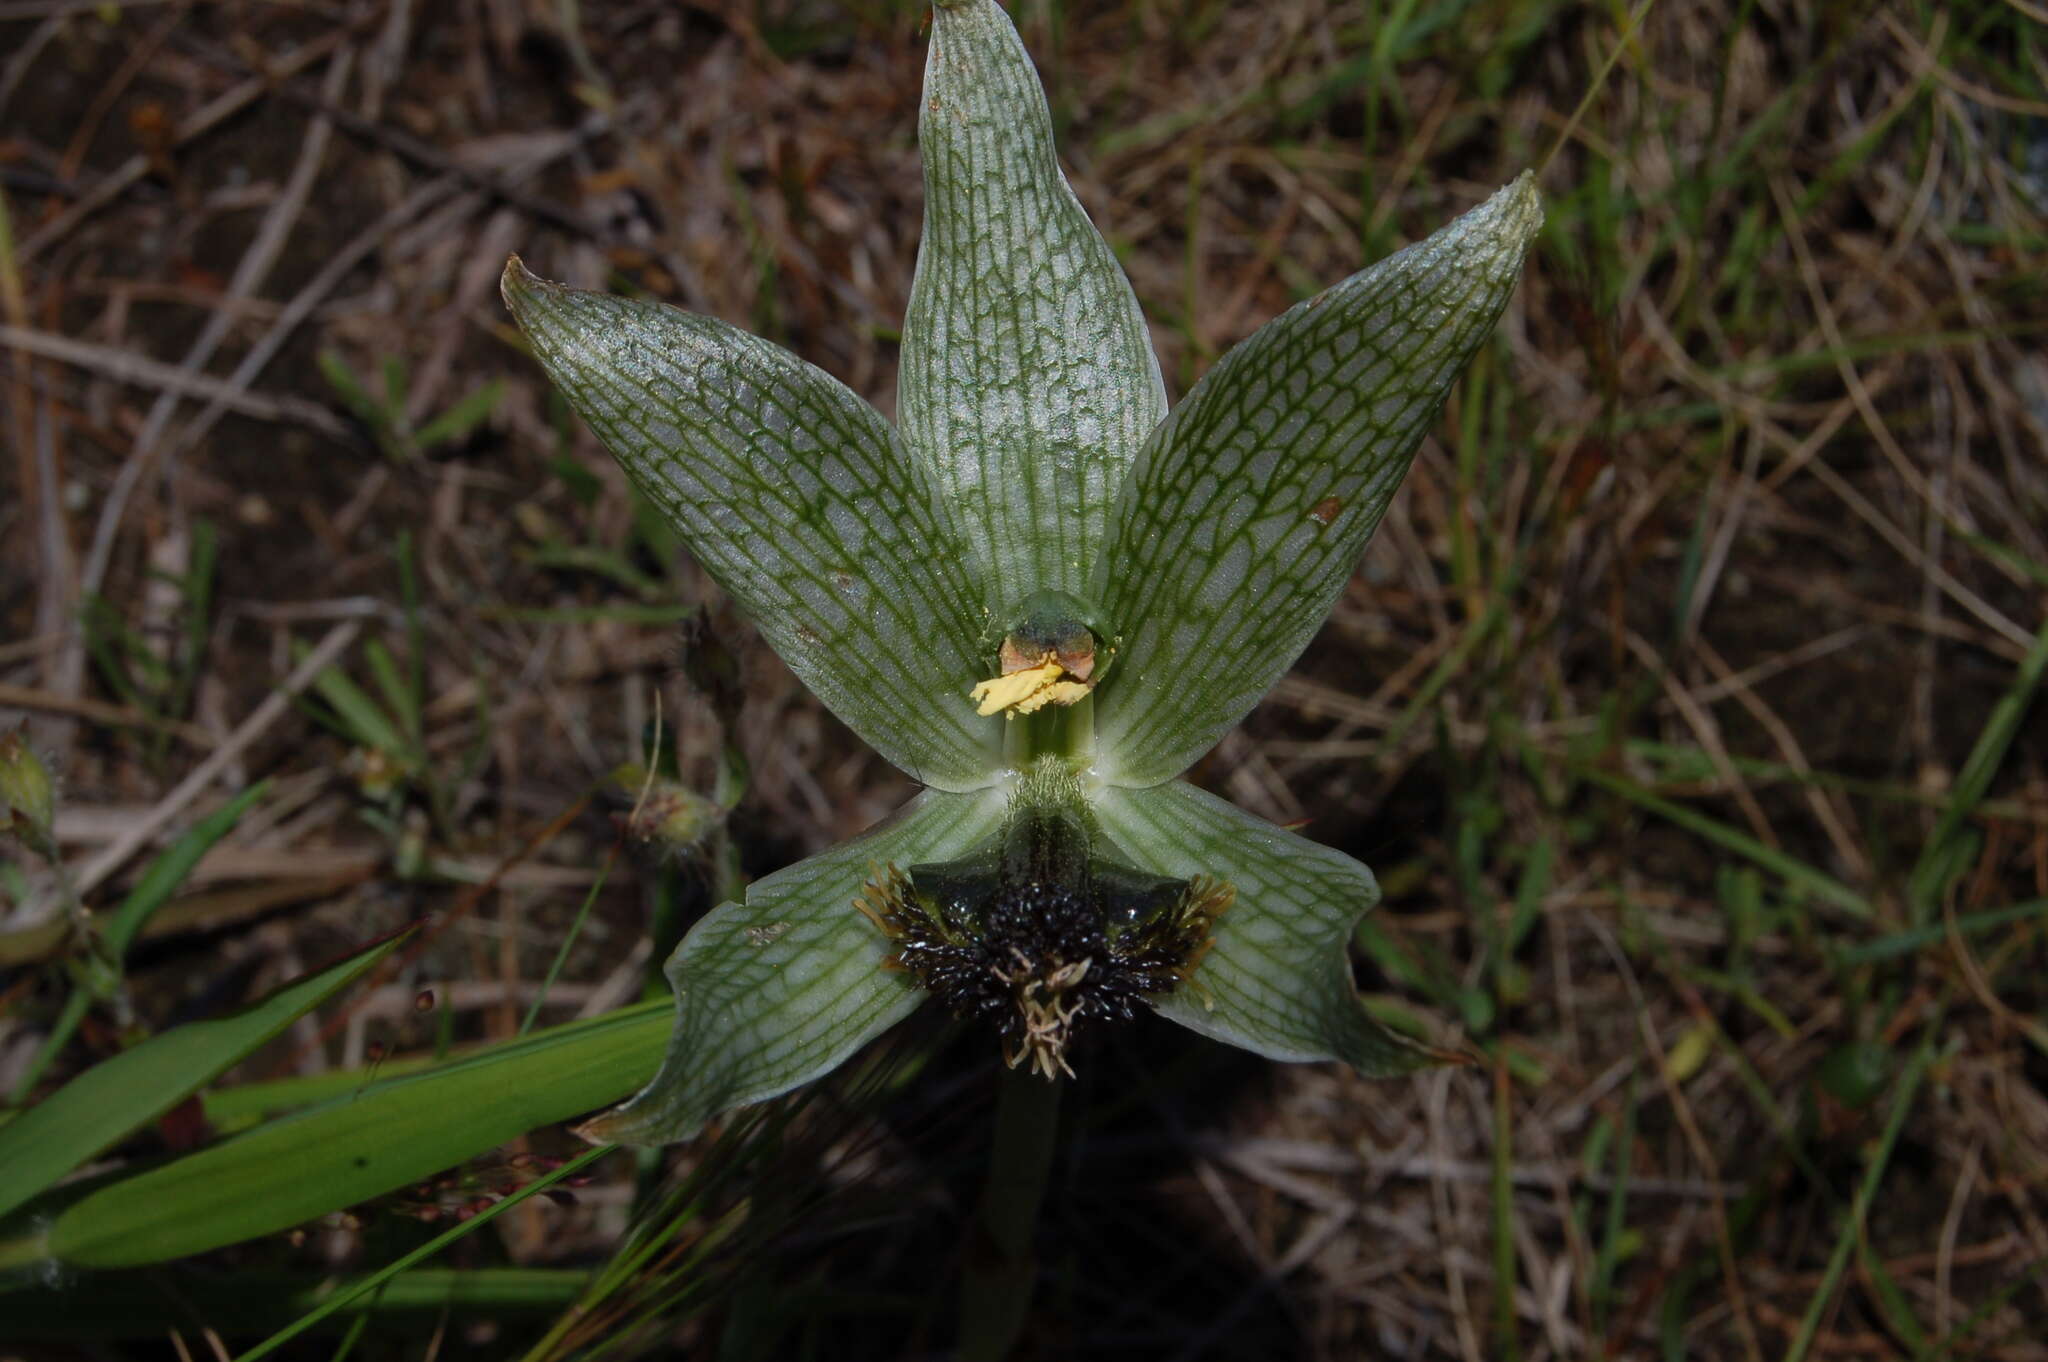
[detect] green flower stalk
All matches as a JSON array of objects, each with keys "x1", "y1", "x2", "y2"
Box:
[{"x1": 504, "y1": 0, "x2": 1540, "y2": 1146}]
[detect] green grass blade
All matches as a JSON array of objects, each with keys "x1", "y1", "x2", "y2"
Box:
[
  {"x1": 164, "y1": 516, "x2": 218, "y2": 735},
  {"x1": 412, "y1": 377, "x2": 505, "y2": 451},
  {"x1": 361, "y1": 637, "x2": 422, "y2": 759},
  {"x1": 317, "y1": 350, "x2": 379, "y2": 428},
  {"x1": 1594, "y1": 1079, "x2": 1638, "y2": 1323},
  {"x1": 1579, "y1": 766, "x2": 1870, "y2": 917},
  {"x1": 195, "y1": 1001, "x2": 667, "y2": 1131},
  {"x1": 1906, "y1": 614, "x2": 2048, "y2": 922},
  {"x1": 1835, "y1": 897, "x2": 2048, "y2": 965},
  {"x1": 520, "y1": 848, "x2": 614, "y2": 1036},
  {"x1": 1781, "y1": 1033, "x2": 1933, "y2": 1362},
  {"x1": 234, "y1": 1144, "x2": 613, "y2": 1362},
  {"x1": 380, "y1": 354, "x2": 408, "y2": 419},
  {"x1": 1854, "y1": 1230, "x2": 1929, "y2": 1354},
  {"x1": 4, "y1": 1000, "x2": 666, "y2": 1270},
  {"x1": 2, "y1": 1269, "x2": 587, "y2": 1338},
  {"x1": 10, "y1": 782, "x2": 269, "y2": 1103},
  {"x1": 0, "y1": 923, "x2": 409, "y2": 1223},
  {"x1": 7, "y1": 991, "x2": 91, "y2": 1109},
  {"x1": 103, "y1": 782, "x2": 268, "y2": 958},
  {"x1": 303, "y1": 648, "x2": 410, "y2": 760}
]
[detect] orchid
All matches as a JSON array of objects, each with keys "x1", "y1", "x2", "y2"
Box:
[{"x1": 503, "y1": 0, "x2": 1540, "y2": 1146}]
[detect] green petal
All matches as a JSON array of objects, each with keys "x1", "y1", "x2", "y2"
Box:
[
  {"x1": 1092, "y1": 176, "x2": 1542, "y2": 786},
  {"x1": 503, "y1": 260, "x2": 999, "y2": 791},
  {"x1": 1093, "y1": 779, "x2": 1448, "y2": 1075},
  {"x1": 584, "y1": 787, "x2": 1007, "y2": 1146},
  {"x1": 899, "y1": 0, "x2": 1166, "y2": 612}
]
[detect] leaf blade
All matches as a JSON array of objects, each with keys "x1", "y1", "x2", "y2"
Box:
[
  {"x1": 9, "y1": 782, "x2": 273, "y2": 1105},
  {"x1": 5, "y1": 1001, "x2": 669, "y2": 1271},
  {"x1": 1093, "y1": 176, "x2": 1541, "y2": 785},
  {"x1": 0, "y1": 924, "x2": 409, "y2": 1225},
  {"x1": 503, "y1": 260, "x2": 999, "y2": 791},
  {"x1": 586, "y1": 786, "x2": 1010, "y2": 1146},
  {"x1": 1095, "y1": 779, "x2": 1448, "y2": 1075},
  {"x1": 899, "y1": 0, "x2": 1166, "y2": 611}
]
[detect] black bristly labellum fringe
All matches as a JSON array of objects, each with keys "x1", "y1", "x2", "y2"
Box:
[{"x1": 854, "y1": 758, "x2": 1232, "y2": 1079}]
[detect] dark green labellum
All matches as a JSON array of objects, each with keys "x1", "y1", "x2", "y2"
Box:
[{"x1": 855, "y1": 759, "x2": 1231, "y2": 1077}]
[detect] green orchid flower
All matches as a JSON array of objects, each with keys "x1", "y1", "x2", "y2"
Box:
[{"x1": 502, "y1": 0, "x2": 1540, "y2": 1145}]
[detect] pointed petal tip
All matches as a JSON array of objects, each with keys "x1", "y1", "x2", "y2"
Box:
[
  {"x1": 906, "y1": 0, "x2": 1167, "y2": 605},
  {"x1": 571, "y1": 1105, "x2": 693, "y2": 1149},
  {"x1": 499, "y1": 254, "x2": 560, "y2": 316},
  {"x1": 1312, "y1": 1007, "x2": 1477, "y2": 1078},
  {"x1": 1502, "y1": 168, "x2": 1544, "y2": 225},
  {"x1": 1468, "y1": 171, "x2": 1545, "y2": 251},
  {"x1": 1358, "y1": 1028, "x2": 1480, "y2": 1075},
  {"x1": 499, "y1": 254, "x2": 535, "y2": 311}
]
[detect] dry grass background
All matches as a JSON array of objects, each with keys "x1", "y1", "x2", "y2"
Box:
[{"x1": 2, "y1": 0, "x2": 2047, "y2": 1358}]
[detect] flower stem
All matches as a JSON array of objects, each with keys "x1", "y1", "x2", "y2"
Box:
[{"x1": 958, "y1": 1065, "x2": 1061, "y2": 1361}]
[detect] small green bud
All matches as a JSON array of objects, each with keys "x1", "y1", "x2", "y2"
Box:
[
  {"x1": 615, "y1": 764, "x2": 724, "y2": 857},
  {"x1": 0, "y1": 725, "x2": 56, "y2": 840},
  {"x1": 351, "y1": 746, "x2": 408, "y2": 800}
]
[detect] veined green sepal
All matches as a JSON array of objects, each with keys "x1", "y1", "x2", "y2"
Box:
[
  {"x1": 501, "y1": 258, "x2": 1001, "y2": 792},
  {"x1": 900, "y1": 0, "x2": 1167, "y2": 609},
  {"x1": 1095, "y1": 779, "x2": 1463, "y2": 1076},
  {"x1": 1091, "y1": 175, "x2": 1543, "y2": 787},
  {"x1": 582, "y1": 787, "x2": 1007, "y2": 1146}
]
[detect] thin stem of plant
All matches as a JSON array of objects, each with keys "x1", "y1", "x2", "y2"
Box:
[{"x1": 958, "y1": 1065, "x2": 1062, "y2": 1362}]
